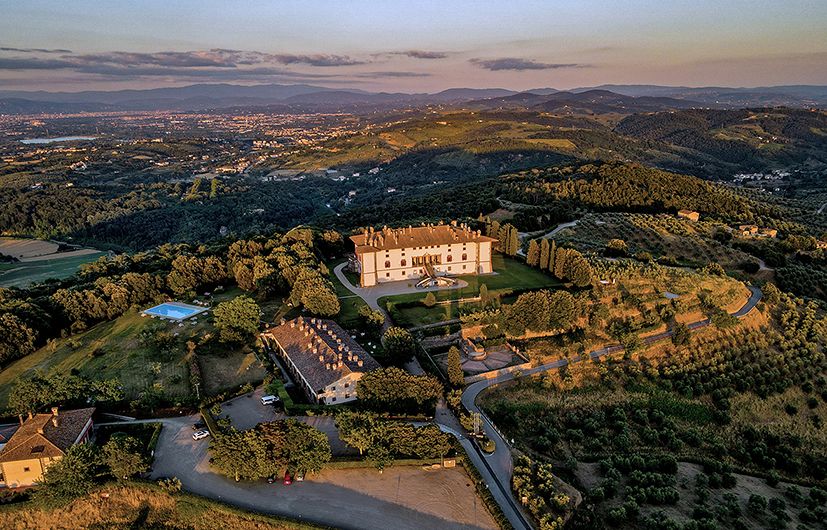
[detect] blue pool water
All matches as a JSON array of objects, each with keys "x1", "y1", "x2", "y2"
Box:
[{"x1": 143, "y1": 302, "x2": 206, "y2": 321}]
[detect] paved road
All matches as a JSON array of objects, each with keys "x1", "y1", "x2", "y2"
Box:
[
  {"x1": 101, "y1": 414, "x2": 489, "y2": 530},
  {"x1": 517, "y1": 220, "x2": 580, "y2": 256},
  {"x1": 817, "y1": 201, "x2": 827, "y2": 215},
  {"x1": 333, "y1": 262, "x2": 467, "y2": 313},
  {"x1": 452, "y1": 284, "x2": 763, "y2": 530}
]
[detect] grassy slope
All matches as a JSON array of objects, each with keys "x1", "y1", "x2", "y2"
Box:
[
  {"x1": 0, "y1": 288, "x2": 274, "y2": 410},
  {"x1": 0, "y1": 482, "x2": 319, "y2": 530}
]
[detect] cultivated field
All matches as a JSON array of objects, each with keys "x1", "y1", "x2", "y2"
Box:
[{"x1": 0, "y1": 237, "x2": 104, "y2": 287}]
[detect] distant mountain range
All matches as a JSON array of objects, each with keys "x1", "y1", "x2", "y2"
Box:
[{"x1": 0, "y1": 82, "x2": 825, "y2": 114}]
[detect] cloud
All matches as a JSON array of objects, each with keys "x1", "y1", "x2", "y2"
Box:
[
  {"x1": 470, "y1": 57, "x2": 587, "y2": 71},
  {"x1": 0, "y1": 57, "x2": 77, "y2": 69},
  {"x1": 270, "y1": 54, "x2": 365, "y2": 67},
  {"x1": 355, "y1": 71, "x2": 432, "y2": 78},
  {"x1": 0, "y1": 46, "x2": 72, "y2": 54},
  {"x1": 396, "y1": 50, "x2": 448, "y2": 59}
]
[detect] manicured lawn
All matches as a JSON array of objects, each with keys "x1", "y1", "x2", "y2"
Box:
[{"x1": 380, "y1": 254, "x2": 561, "y2": 327}]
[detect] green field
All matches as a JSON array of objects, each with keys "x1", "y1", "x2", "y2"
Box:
[
  {"x1": 0, "y1": 251, "x2": 106, "y2": 288},
  {"x1": 327, "y1": 260, "x2": 370, "y2": 327}
]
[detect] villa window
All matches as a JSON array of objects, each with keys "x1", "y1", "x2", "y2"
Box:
[
  {"x1": 462, "y1": 253, "x2": 468, "y2": 261},
  {"x1": 386, "y1": 272, "x2": 390, "y2": 277},
  {"x1": 385, "y1": 260, "x2": 391, "y2": 268},
  {"x1": 446, "y1": 255, "x2": 452, "y2": 262},
  {"x1": 23, "y1": 467, "x2": 30, "y2": 473},
  {"x1": 401, "y1": 259, "x2": 406, "y2": 266}
]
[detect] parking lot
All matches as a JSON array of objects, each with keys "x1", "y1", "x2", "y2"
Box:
[
  {"x1": 148, "y1": 412, "x2": 496, "y2": 530},
  {"x1": 217, "y1": 388, "x2": 357, "y2": 456}
]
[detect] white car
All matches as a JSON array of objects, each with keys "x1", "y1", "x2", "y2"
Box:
[
  {"x1": 260, "y1": 395, "x2": 280, "y2": 406},
  {"x1": 192, "y1": 429, "x2": 210, "y2": 441}
]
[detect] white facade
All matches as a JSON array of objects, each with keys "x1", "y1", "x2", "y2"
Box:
[{"x1": 356, "y1": 240, "x2": 493, "y2": 287}]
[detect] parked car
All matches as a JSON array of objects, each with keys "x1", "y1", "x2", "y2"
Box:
[
  {"x1": 295, "y1": 472, "x2": 304, "y2": 482},
  {"x1": 260, "y1": 394, "x2": 280, "y2": 406},
  {"x1": 191, "y1": 421, "x2": 207, "y2": 430},
  {"x1": 266, "y1": 475, "x2": 276, "y2": 484},
  {"x1": 283, "y1": 472, "x2": 292, "y2": 485},
  {"x1": 192, "y1": 429, "x2": 210, "y2": 441}
]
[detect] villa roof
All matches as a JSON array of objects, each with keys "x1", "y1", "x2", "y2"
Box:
[
  {"x1": 263, "y1": 317, "x2": 380, "y2": 392},
  {"x1": 350, "y1": 222, "x2": 496, "y2": 254},
  {"x1": 0, "y1": 407, "x2": 94, "y2": 463}
]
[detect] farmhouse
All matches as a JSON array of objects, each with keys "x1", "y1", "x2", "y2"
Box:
[
  {"x1": 0, "y1": 407, "x2": 94, "y2": 488},
  {"x1": 349, "y1": 221, "x2": 497, "y2": 287},
  {"x1": 261, "y1": 317, "x2": 380, "y2": 405}
]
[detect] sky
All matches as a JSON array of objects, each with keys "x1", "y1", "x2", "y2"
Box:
[{"x1": 1, "y1": 0, "x2": 826, "y2": 93}]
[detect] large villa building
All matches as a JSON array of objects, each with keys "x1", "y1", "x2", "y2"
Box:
[
  {"x1": 349, "y1": 221, "x2": 496, "y2": 287},
  {"x1": 261, "y1": 317, "x2": 380, "y2": 405},
  {"x1": 0, "y1": 407, "x2": 94, "y2": 488}
]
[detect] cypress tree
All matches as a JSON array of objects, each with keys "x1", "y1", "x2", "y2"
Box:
[
  {"x1": 549, "y1": 240, "x2": 557, "y2": 275},
  {"x1": 447, "y1": 346, "x2": 464, "y2": 387},
  {"x1": 526, "y1": 239, "x2": 540, "y2": 266},
  {"x1": 539, "y1": 239, "x2": 550, "y2": 269}
]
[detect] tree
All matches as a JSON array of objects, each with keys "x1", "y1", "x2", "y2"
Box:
[
  {"x1": 671, "y1": 322, "x2": 691, "y2": 346},
  {"x1": 605, "y1": 239, "x2": 628, "y2": 257},
  {"x1": 423, "y1": 292, "x2": 436, "y2": 308},
  {"x1": 549, "y1": 240, "x2": 557, "y2": 274},
  {"x1": 366, "y1": 443, "x2": 393, "y2": 471},
  {"x1": 498, "y1": 224, "x2": 520, "y2": 256},
  {"x1": 382, "y1": 327, "x2": 416, "y2": 363},
  {"x1": 103, "y1": 433, "x2": 149, "y2": 480},
  {"x1": 336, "y1": 411, "x2": 379, "y2": 455},
  {"x1": 213, "y1": 295, "x2": 260, "y2": 344},
  {"x1": 526, "y1": 239, "x2": 540, "y2": 267},
  {"x1": 209, "y1": 428, "x2": 270, "y2": 481},
  {"x1": 447, "y1": 346, "x2": 464, "y2": 386},
  {"x1": 358, "y1": 305, "x2": 385, "y2": 329},
  {"x1": 539, "y1": 239, "x2": 551, "y2": 270},
  {"x1": 0, "y1": 313, "x2": 36, "y2": 365},
  {"x1": 357, "y1": 367, "x2": 443, "y2": 414},
  {"x1": 290, "y1": 268, "x2": 340, "y2": 316},
  {"x1": 34, "y1": 443, "x2": 104, "y2": 506},
  {"x1": 475, "y1": 285, "x2": 488, "y2": 306},
  {"x1": 283, "y1": 420, "x2": 331, "y2": 474}
]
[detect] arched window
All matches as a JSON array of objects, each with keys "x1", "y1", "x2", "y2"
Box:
[
  {"x1": 384, "y1": 260, "x2": 391, "y2": 268},
  {"x1": 400, "y1": 259, "x2": 406, "y2": 267},
  {"x1": 446, "y1": 255, "x2": 453, "y2": 262},
  {"x1": 462, "y1": 253, "x2": 468, "y2": 261}
]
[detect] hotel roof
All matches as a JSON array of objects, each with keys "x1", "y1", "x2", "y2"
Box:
[
  {"x1": 350, "y1": 222, "x2": 496, "y2": 253},
  {"x1": 263, "y1": 317, "x2": 380, "y2": 392}
]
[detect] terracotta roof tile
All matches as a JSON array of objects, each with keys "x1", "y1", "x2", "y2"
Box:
[
  {"x1": 350, "y1": 222, "x2": 496, "y2": 253},
  {"x1": 0, "y1": 407, "x2": 94, "y2": 463},
  {"x1": 263, "y1": 318, "x2": 380, "y2": 392}
]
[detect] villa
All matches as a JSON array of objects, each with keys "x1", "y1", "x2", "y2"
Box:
[
  {"x1": 349, "y1": 221, "x2": 497, "y2": 287},
  {"x1": 0, "y1": 407, "x2": 94, "y2": 488},
  {"x1": 261, "y1": 317, "x2": 380, "y2": 405}
]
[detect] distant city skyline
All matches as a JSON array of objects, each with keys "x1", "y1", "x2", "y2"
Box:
[{"x1": 1, "y1": 0, "x2": 826, "y2": 92}]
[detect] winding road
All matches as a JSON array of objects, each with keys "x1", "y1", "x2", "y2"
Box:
[{"x1": 338, "y1": 268, "x2": 763, "y2": 530}]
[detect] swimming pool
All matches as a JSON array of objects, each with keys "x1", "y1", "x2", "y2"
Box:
[{"x1": 142, "y1": 302, "x2": 208, "y2": 321}]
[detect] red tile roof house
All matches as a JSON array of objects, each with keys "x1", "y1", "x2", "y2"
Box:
[
  {"x1": 0, "y1": 407, "x2": 94, "y2": 488},
  {"x1": 261, "y1": 317, "x2": 380, "y2": 405}
]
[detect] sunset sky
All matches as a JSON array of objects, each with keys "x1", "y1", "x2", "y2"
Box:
[{"x1": 2, "y1": 0, "x2": 826, "y2": 92}]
